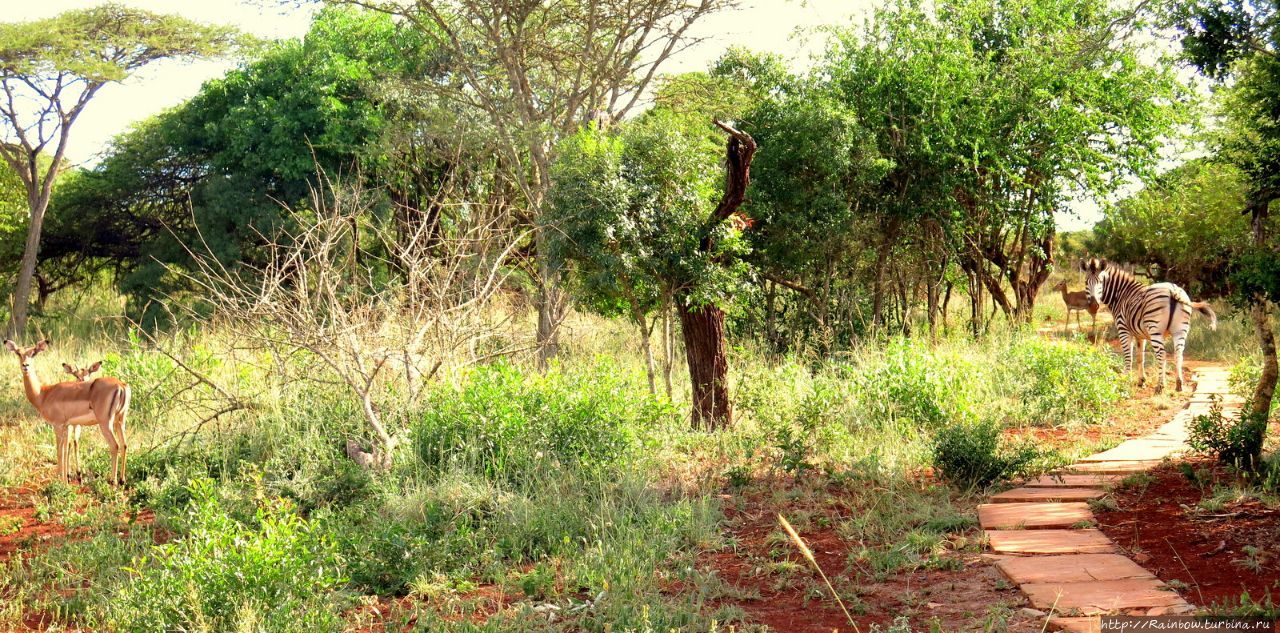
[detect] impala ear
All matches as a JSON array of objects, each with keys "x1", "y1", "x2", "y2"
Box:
[
  {"x1": 3, "y1": 340, "x2": 17, "y2": 353},
  {"x1": 34, "y1": 340, "x2": 49, "y2": 354},
  {"x1": 89, "y1": 361, "x2": 102, "y2": 373},
  {"x1": 62, "y1": 363, "x2": 74, "y2": 374}
]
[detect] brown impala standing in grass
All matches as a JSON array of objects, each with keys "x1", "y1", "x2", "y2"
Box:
[
  {"x1": 4, "y1": 340, "x2": 131, "y2": 484},
  {"x1": 61, "y1": 360, "x2": 104, "y2": 482},
  {"x1": 1054, "y1": 280, "x2": 1100, "y2": 340}
]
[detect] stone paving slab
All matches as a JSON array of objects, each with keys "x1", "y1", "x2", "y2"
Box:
[
  {"x1": 990, "y1": 487, "x2": 1107, "y2": 503},
  {"x1": 979, "y1": 502, "x2": 1095, "y2": 529},
  {"x1": 1022, "y1": 578, "x2": 1189, "y2": 613},
  {"x1": 1023, "y1": 474, "x2": 1123, "y2": 488},
  {"x1": 995, "y1": 554, "x2": 1154, "y2": 584},
  {"x1": 1047, "y1": 616, "x2": 1100, "y2": 633},
  {"x1": 986, "y1": 529, "x2": 1117, "y2": 554},
  {"x1": 1061, "y1": 460, "x2": 1163, "y2": 474},
  {"x1": 1078, "y1": 440, "x2": 1185, "y2": 462}
]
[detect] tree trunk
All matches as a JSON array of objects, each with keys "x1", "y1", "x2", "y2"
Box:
[
  {"x1": 678, "y1": 298, "x2": 731, "y2": 430},
  {"x1": 662, "y1": 298, "x2": 675, "y2": 399},
  {"x1": 634, "y1": 308, "x2": 657, "y2": 395},
  {"x1": 535, "y1": 228, "x2": 566, "y2": 369},
  {"x1": 1249, "y1": 198, "x2": 1277, "y2": 422},
  {"x1": 871, "y1": 221, "x2": 898, "y2": 328},
  {"x1": 8, "y1": 195, "x2": 50, "y2": 338},
  {"x1": 1250, "y1": 303, "x2": 1277, "y2": 420}
]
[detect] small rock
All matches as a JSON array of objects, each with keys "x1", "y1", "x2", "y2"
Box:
[
  {"x1": 927, "y1": 602, "x2": 942, "y2": 609},
  {"x1": 1020, "y1": 608, "x2": 1047, "y2": 618},
  {"x1": 1134, "y1": 552, "x2": 1152, "y2": 564}
]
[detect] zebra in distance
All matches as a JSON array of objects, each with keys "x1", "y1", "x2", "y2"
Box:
[{"x1": 1081, "y1": 258, "x2": 1217, "y2": 392}]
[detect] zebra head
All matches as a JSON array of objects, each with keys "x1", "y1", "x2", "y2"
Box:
[{"x1": 1080, "y1": 258, "x2": 1110, "y2": 305}]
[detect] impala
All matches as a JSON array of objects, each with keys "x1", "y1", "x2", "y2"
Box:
[
  {"x1": 61, "y1": 361, "x2": 104, "y2": 481},
  {"x1": 4, "y1": 341, "x2": 130, "y2": 484}
]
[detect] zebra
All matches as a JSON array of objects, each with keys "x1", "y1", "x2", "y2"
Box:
[{"x1": 1081, "y1": 258, "x2": 1217, "y2": 392}]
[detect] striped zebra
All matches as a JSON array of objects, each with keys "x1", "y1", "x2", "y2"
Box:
[{"x1": 1082, "y1": 258, "x2": 1217, "y2": 393}]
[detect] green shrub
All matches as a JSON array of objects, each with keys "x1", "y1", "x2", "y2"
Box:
[
  {"x1": 931, "y1": 419, "x2": 1042, "y2": 489},
  {"x1": 107, "y1": 479, "x2": 345, "y2": 632},
  {"x1": 1189, "y1": 395, "x2": 1269, "y2": 471},
  {"x1": 736, "y1": 362, "x2": 858, "y2": 475},
  {"x1": 1006, "y1": 338, "x2": 1123, "y2": 425},
  {"x1": 852, "y1": 338, "x2": 980, "y2": 430},
  {"x1": 412, "y1": 360, "x2": 672, "y2": 484}
]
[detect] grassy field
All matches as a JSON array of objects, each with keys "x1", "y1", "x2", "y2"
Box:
[{"x1": 0, "y1": 281, "x2": 1268, "y2": 632}]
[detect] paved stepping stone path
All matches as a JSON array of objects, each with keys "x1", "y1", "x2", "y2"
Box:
[
  {"x1": 989, "y1": 487, "x2": 1107, "y2": 503},
  {"x1": 980, "y1": 365, "x2": 1238, "y2": 631}
]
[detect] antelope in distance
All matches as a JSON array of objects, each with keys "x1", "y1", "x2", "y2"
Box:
[
  {"x1": 1053, "y1": 280, "x2": 1100, "y2": 339},
  {"x1": 1081, "y1": 259, "x2": 1217, "y2": 393},
  {"x1": 4, "y1": 341, "x2": 131, "y2": 484},
  {"x1": 61, "y1": 361, "x2": 104, "y2": 481}
]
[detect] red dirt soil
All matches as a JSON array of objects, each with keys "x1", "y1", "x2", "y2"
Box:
[
  {"x1": 0, "y1": 484, "x2": 71, "y2": 565},
  {"x1": 1096, "y1": 459, "x2": 1280, "y2": 610},
  {"x1": 696, "y1": 484, "x2": 1041, "y2": 633}
]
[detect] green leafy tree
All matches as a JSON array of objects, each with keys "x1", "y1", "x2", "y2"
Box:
[
  {"x1": 41, "y1": 6, "x2": 439, "y2": 321},
  {"x1": 549, "y1": 111, "x2": 755, "y2": 428},
  {"x1": 339, "y1": 0, "x2": 734, "y2": 367},
  {"x1": 1172, "y1": 0, "x2": 1280, "y2": 440},
  {"x1": 0, "y1": 4, "x2": 241, "y2": 336},
  {"x1": 1091, "y1": 159, "x2": 1250, "y2": 297},
  {"x1": 818, "y1": 0, "x2": 1187, "y2": 332}
]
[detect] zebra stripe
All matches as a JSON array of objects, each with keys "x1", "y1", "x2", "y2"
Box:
[{"x1": 1081, "y1": 259, "x2": 1217, "y2": 393}]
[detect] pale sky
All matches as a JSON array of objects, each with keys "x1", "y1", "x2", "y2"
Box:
[{"x1": 5, "y1": 0, "x2": 1111, "y2": 229}]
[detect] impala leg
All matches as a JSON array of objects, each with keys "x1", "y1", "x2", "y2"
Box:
[
  {"x1": 70, "y1": 427, "x2": 80, "y2": 482},
  {"x1": 113, "y1": 416, "x2": 128, "y2": 485},
  {"x1": 97, "y1": 421, "x2": 120, "y2": 486},
  {"x1": 53, "y1": 425, "x2": 69, "y2": 482}
]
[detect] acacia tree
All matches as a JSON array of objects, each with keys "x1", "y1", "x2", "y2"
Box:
[
  {"x1": 549, "y1": 111, "x2": 755, "y2": 429},
  {"x1": 0, "y1": 4, "x2": 241, "y2": 336},
  {"x1": 340, "y1": 0, "x2": 732, "y2": 367}
]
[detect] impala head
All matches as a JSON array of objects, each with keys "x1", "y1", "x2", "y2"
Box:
[
  {"x1": 1080, "y1": 258, "x2": 1110, "y2": 304},
  {"x1": 4, "y1": 339, "x2": 50, "y2": 370},
  {"x1": 63, "y1": 361, "x2": 102, "y2": 382},
  {"x1": 1052, "y1": 280, "x2": 1068, "y2": 292}
]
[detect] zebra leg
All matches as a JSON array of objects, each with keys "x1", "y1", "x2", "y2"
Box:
[
  {"x1": 1136, "y1": 339, "x2": 1147, "y2": 386},
  {"x1": 1174, "y1": 330, "x2": 1188, "y2": 392},
  {"x1": 1120, "y1": 332, "x2": 1133, "y2": 378},
  {"x1": 1150, "y1": 334, "x2": 1167, "y2": 394}
]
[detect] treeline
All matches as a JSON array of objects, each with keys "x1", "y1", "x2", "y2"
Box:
[{"x1": 4, "y1": 0, "x2": 1190, "y2": 426}]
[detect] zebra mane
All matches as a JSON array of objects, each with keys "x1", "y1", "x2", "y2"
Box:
[{"x1": 1080, "y1": 258, "x2": 1136, "y2": 280}]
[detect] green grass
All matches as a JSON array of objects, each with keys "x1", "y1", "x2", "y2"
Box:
[{"x1": 0, "y1": 283, "x2": 1239, "y2": 631}]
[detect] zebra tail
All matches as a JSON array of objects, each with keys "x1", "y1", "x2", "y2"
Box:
[{"x1": 1192, "y1": 302, "x2": 1217, "y2": 330}]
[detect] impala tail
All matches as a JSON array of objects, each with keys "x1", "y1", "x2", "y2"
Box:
[{"x1": 1192, "y1": 301, "x2": 1217, "y2": 330}]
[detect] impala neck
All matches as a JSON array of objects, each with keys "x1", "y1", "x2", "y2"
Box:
[{"x1": 20, "y1": 363, "x2": 44, "y2": 408}]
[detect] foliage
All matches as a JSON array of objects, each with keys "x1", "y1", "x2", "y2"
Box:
[
  {"x1": 1005, "y1": 338, "x2": 1125, "y2": 426},
  {"x1": 1091, "y1": 160, "x2": 1250, "y2": 297},
  {"x1": 40, "y1": 6, "x2": 437, "y2": 321},
  {"x1": 851, "y1": 338, "x2": 983, "y2": 430},
  {"x1": 412, "y1": 361, "x2": 673, "y2": 484},
  {"x1": 1188, "y1": 395, "x2": 1270, "y2": 470},
  {"x1": 549, "y1": 109, "x2": 743, "y2": 316},
  {"x1": 931, "y1": 419, "x2": 1043, "y2": 489},
  {"x1": 107, "y1": 479, "x2": 345, "y2": 632}
]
